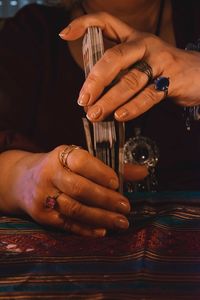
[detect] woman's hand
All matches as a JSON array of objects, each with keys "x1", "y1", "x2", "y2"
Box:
[
  {"x1": 60, "y1": 12, "x2": 200, "y2": 121},
  {"x1": 0, "y1": 146, "x2": 131, "y2": 237}
]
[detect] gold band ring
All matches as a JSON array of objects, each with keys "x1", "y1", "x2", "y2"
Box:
[{"x1": 59, "y1": 145, "x2": 82, "y2": 171}]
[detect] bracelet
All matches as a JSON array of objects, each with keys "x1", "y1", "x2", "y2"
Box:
[
  {"x1": 185, "y1": 39, "x2": 200, "y2": 52},
  {"x1": 184, "y1": 39, "x2": 200, "y2": 130}
]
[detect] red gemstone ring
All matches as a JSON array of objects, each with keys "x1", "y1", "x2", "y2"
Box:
[{"x1": 45, "y1": 191, "x2": 61, "y2": 209}]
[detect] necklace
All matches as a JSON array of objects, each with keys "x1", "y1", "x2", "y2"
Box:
[
  {"x1": 123, "y1": 0, "x2": 165, "y2": 192},
  {"x1": 155, "y1": 0, "x2": 165, "y2": 36},
  {"x1": 78, "y1": 0, "x2": 165, "y2": 192},
  {"x1": 184, "y1": 40, "x2": 200, "y2": 131}
]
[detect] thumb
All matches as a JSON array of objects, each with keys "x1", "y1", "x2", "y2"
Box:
[
  {"x1": 124, "y1": 163, "x2": 149, "y2": 182},
  {"x1": 59, "y1": 12, "x2": 136, "y2": 43}
]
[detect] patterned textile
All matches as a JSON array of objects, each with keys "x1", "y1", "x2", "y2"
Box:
[{"x1": 0, "y1": 192, "x2": 200, "y2": 299}]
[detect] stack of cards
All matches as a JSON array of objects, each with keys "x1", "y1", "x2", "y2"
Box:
[{"x1": 82, "y1": 27, "x2": 125, "y2": 193}]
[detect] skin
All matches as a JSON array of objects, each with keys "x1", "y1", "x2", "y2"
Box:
[
  {"x1": 3, "y1": 0, "x2": 199, "y2": 237},
  {"x1": 60, "y1": 2, "x2": 200, "y2": 123},
  {"x1": 0, "y1": 147, "x2": 131, "y2": 237},
  {"x1": 0, "y1": 0, "x2": 152, "y2": 237}
]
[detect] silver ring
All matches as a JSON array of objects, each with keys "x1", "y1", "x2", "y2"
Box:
[{"x1": 132, "y1": 60, "x2": 153, "y2": 83}]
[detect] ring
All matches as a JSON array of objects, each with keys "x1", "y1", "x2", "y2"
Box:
[
  {"x1": 45, "y1": 191, "x2": 61, "y2": 209},
  {"x1": 154, "y1": 76, "x2": 170, "y2": 97},
  {"x1": 132, "y1": 60, "x2": 153, "y2": 83},
  {"x1": 59, "y1": 145, "x2": 82, "y2": 170}
]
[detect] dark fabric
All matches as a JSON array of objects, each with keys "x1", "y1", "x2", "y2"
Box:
[
  {"x1": 0, "y1": 2, "x2": 200, "y2": 190},
  {"x1": 1, "y1": 5, "x2": 200, "y2": 299},
  {"x1": 0, "y1": 192, "x2": 200, "y2": 299},
  {"x1": 0, "y1": 4, "x2": 86, "y2": 152}
]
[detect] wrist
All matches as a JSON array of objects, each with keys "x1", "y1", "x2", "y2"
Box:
[{"x1": 0, "y1": 150, "x2": 42, "y2": 214}]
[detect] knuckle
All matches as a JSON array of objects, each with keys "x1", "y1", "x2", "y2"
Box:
[
  {"x1": 53, "y1": 145, "x2": 65, "y2": 157},
  {"x1": 63, "y1": 219, "x2": 73, "y2": 232},
  {"x1": 71, "y1": 149, "x2": 89, "y2": 170},
  {"x1": 52, "y1": 145, "x2": 68, "y2": 166},
  {"x1": 122, "y1": 71, "x2": 139, "y2": 91},
  {"x1": 144, "y1": 88, "x2": 158, "y2": 103},
  {"x1": 54, "y1": 144, "x2": 64, "y2": 153},
  {"x1": 103, "y1": 46, "x2": 123, "y2": 63},
  {"x1": 144, "y1": 34, "x2": 158, "y2": 44},
  {"x1": 96, "y1": 11, "x2": 111, "y2": 20},
  {"x1": 159, "y1": 49, "x2": 174, "y2": 65},
  {"x1": 71, "y1": 180, "x2": 83, "y2": 197},
  {"x1": 67, "y1": 201, "x2": 82, "y2": 218},
  {"x1": 131, "y1": 101, "x2": 140, "y2": 114},
  {"x1": 143, "y1": 34, "x2": 162, "y2": 50},
  {"x1": 87, "y1": 72, "x2": 100, "y2": 85},
  {"x1": 101, "y1": 94, "x2": 114, "y2": 107}
]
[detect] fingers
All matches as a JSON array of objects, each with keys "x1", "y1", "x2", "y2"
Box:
[
  {"x1": 124, "y1": 164, "x2": 149, "y2": 182},
  {"x1": 114, "y1": 84, "x2": 166, "y2": 121},
  {"x1": 78, "y1": 41, "x2": 146, "y2": 110},
  {"x1": 60, "y1": 12, "x2": 169, "y2": 122},
  {"x1": 38, "y1": 191, "x2": 130, "y2": 237},
  {"x1": 54, "y1": 146, "x2": 119, "y2": 190},
  {"x1": 55, "y1": 193, "x2": 129, "y2": 230},
  {"x1": 85, "y1": 66, "x2": 149, "y2": 122},
  {"x1": 46, "y1": 146, "x2": 130, "y2": 216},
  {"x1": 46, "y1": 146, "x2": 130, "y2": 235},
  {"x1": 53, "y1": 171, "x2": 130, "y2": 214},
  {"x1": 40, "y1": 210, "x2": 107, "y2": 238},
  {"x1": 59, "y1": 12, "x2": 135, "y2": 43}
]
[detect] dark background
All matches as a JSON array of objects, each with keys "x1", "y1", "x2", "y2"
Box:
[{"x1": 0, "y1": 0, "x2": 59, "y2": 17}]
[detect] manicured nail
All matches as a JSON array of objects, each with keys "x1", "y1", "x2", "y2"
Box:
[
  {"x1": 109, "y1": 178, "x2": 118, "y2": 189},
  {"x1": 94, "y1": 229, "x2": 106, "y2": 237},
  {"x1": 87, "y1": 106, "x2": 102, "y2": 120},
  {"x1": 114, "y1": 217, "x2": 129, "y2": 229},
  {"x1": 59, "y1": 25, "x2": 71, "y2": 37},
  {"x1": 115, "y1": 108, "x2": 128, "y2": 120},
  {"x1": 117, "y1": 201, "x2": 130, "y2": 214},
  {"x1": 78, "y1": 93, "x2": 90, "y2": 106}
]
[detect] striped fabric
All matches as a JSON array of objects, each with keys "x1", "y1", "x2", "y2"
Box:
[{"x1": 0, "y1": 192, "x2": 200, "y2": 299}]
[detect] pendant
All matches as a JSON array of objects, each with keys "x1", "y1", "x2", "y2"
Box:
[
  {"x1": 183, "y1": 106, "x2": 200, "y2": 131},
  {"x1": 124, "y1": 128, "x2": 159, "y2": 192},
  {"x1": 183, "y1": 40, "x2": 200, "y2": 131}
]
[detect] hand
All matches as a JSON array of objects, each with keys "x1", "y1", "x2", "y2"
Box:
[
  {"x1": 124, "y1": 163, "x2": 148, "y2": 182},
  {"x1": 60, "y1": 12, "x2": 200, "y2": 121},
  {"x1": 2, "y1": 146, "x2": 131, "y2": 237}
]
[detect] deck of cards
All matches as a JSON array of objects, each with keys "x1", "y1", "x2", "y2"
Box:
[{"x1": 82, "y1": 27, "x2": 125, "y2": 193}]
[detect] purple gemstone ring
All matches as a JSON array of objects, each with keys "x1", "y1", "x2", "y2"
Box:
[
  {"x1": 154, "y1": 76, "x2": 170, "y2": 97},
  {"x1": 45, "y1": 191, "x2": 61, "y2": 209}
]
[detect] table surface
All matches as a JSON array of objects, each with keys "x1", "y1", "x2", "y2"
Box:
[{"x1": 1, "y1": 191, "x2": 200, "y2": 299}]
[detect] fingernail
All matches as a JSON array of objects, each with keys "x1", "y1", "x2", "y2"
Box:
[
  {"x1": 94, "y1": 228, "x2": 106, "y2": 237},
  {"x1": 115, "y1": 108, "x2": 128, "y2": 120},
  {"x1": 59, "y1": 33, "x2": 66, "y2": 39},
  {"x1": 109, "y1": 178, "x2": 118, "y2": 189},
  {"x1": 59, "y1": 25, "x2": 71, "y2": 37},
  {"x1": 114, "y1": 217, "x2": 129, "y2": 229},
  {"x1": 117, "y1": 201, "x2": 130, "y2": 214},
  {"x1": 87, "y1": 106, "x2": 102, "y2": 120},
  {"x1": 78, "y1": 93, "x2": 90, "y2": 106}
]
